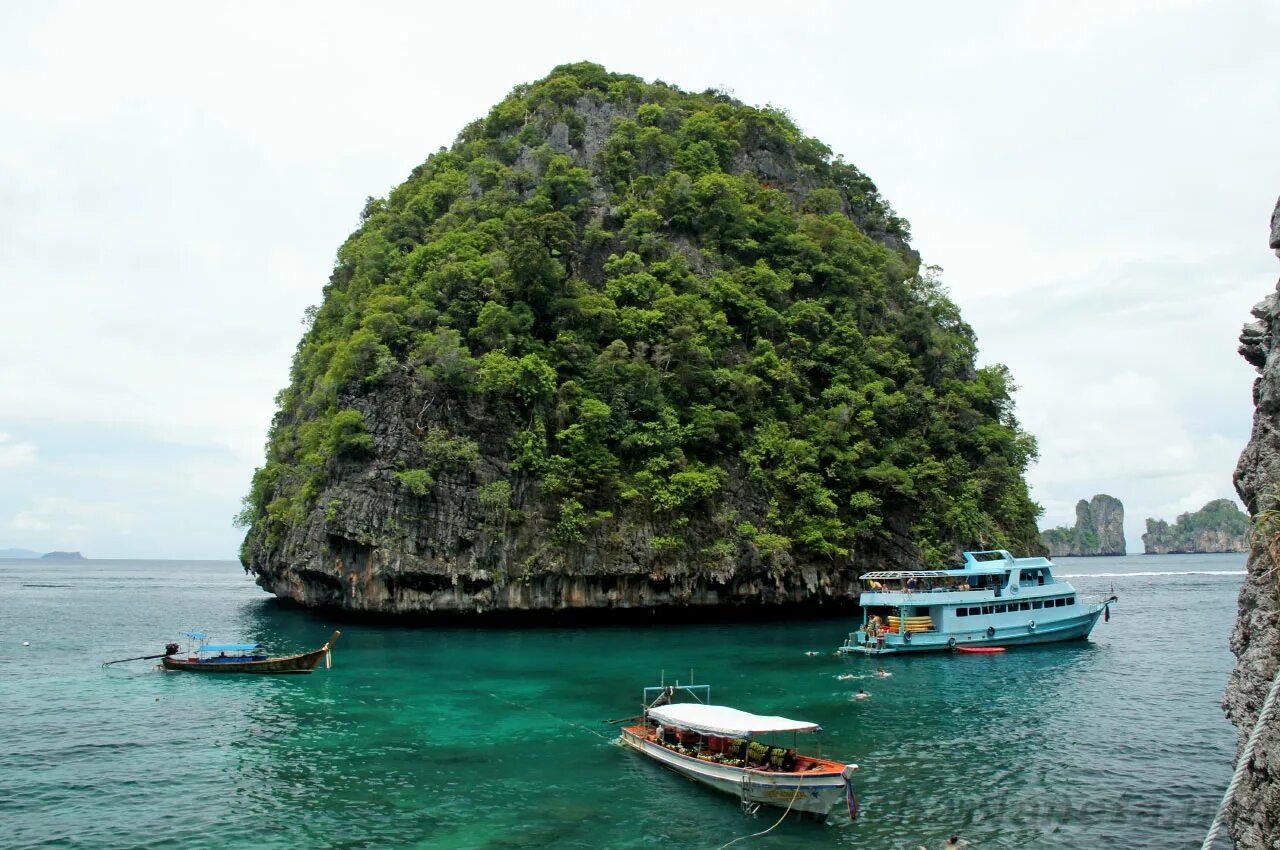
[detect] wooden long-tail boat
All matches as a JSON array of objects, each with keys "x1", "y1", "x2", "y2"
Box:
[{"x1": 161, "y1": 630, "x2": 340, "y2": 674}]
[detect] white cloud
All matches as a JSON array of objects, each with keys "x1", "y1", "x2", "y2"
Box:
[
  {"x1": 0, "y1": 433, "x2": 37, "y2": 469},
  {"x1": 0, "y1": 1, "x2": 1276, "y2": 557},
  {"x1": 11, "y1": 496, "x2": 140, "y2": 539}
]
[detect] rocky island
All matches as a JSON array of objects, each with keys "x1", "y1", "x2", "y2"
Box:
[
  {"x1": 237, "y1": 64, "x2": 1042, "y2": 618},
  {"x1": 1141, "y1": 499, "x2": 1249, "y2": 554},
  {"x1": 1038, "y1": 494, "x2": 1126, "y2": 556},
  {"x1": 1224, "y1": 196, "x2": 1280, "y2": 848}
]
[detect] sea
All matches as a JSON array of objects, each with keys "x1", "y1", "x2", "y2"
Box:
[{"x1": 0, "y1": 553, "x2": 1245, "y2": 850}]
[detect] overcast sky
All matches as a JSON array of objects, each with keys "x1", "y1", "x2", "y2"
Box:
[{"x1": 2, "y1": 1, "x2": 1277, "y2": 558}]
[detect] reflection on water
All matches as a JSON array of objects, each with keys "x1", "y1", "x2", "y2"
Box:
[{"x1": 1, "y1": 555, "x2": 1242, "y2": 849}]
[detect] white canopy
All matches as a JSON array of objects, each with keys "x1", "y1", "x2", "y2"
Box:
[{"x1": 648, "y1": 703, "x2": 820, "y2": 737}]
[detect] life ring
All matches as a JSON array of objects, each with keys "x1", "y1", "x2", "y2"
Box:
[
  {"x1": 903, "y1": 631, "x2": 912, "y2": 644},
  {"x1": 986, "y1": 626, "x2": 996, "y2": 638},
  {"x1": 1028, "y1": 620, "x2": 1037, "y2": 631},
  {"x1": 947, "y1": 637, "x2": 957, "y2": 648},
  {"x1": 1010, "y1": 585, "x2": 1019, "y2": 595}
]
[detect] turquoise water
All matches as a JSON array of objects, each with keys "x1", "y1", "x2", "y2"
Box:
[{"x1": 1, "y1": 554, "x2": 1242, "y2": 849}]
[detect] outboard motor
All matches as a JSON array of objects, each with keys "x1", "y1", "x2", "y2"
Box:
[{"x1": 165, "y1": 642, "x2": 180, "y2": 657}]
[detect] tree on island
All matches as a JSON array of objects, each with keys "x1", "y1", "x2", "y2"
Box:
[
  {"x1": 1142, "y1": 499, "x2": 1249, "y2": 554},
  {"x1": 1039, "y1": 494, "x2": 1125, "y2": 557}
]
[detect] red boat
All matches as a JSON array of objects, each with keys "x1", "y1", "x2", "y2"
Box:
[{"x1": 954, "y1": 646, "x2": 1005, "y2": 654}]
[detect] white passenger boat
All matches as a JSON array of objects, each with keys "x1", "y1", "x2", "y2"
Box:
[
  {"x1": 619, "y1": 684, "x2": 858, "y2": 821},
  {"x1": 838, "y1": 549, "x2": 1118, "y2": 655}
]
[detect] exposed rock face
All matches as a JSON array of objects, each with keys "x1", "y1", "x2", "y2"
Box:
[
  {"x1": 1141, "y1": 499, "x2": 1249, "y2": 554},
  {"x1": 1224, "y1": 195, "x2": 1280, "y2": 849},
  {"x1": 239, "y1": 64, "x2": 1043, "y2": 618},
  {"x1": 1038, "y1": 494, "x2": 1126, "y2": 556}
]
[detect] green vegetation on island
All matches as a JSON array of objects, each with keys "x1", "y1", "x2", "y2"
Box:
[
  {"x1": 238, "y1": 62, "x2": 1042, "y2": 608},
  {"x1": 1039, "y1": 494, "x2": 1125, "y2": 557},
  {"x1": 1142, "y1": 499, "x2": 1249, "y2": 554}
]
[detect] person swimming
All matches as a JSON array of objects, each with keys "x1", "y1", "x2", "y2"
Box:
[
  {"x1": 853, "y1": 689, "x2": 870, "y2": 700},
  {"x1": 876, "y1": 669, "x2": 892, "y2": 678}
]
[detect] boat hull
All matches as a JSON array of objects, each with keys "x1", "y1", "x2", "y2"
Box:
[
  {"x1": 619, "y1": 726, "x2": 851, "y2": 820},
  {"x1": 161, "y1": 632, "x2": 339, "y2": 674},
  {"x1": 839, "y1": 604, "x2": 1107, "y2": 655},
  {"x1": 162, "y1": 647, "x2": 328, "y2": 673}
]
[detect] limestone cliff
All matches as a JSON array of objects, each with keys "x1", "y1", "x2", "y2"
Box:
[
  {"x1": 1038, "y1": 494, "x2": 1126, "y2": 556},
  {"x1": 1224, "y1": 195, "x2": 1280, "y2": 848},
  {"x1": 238, "y1": 64, "x2": 1043, "y2": 617},
  {"x1": 1141, "y1": 499, "x2": 1249, "y2": 554}
]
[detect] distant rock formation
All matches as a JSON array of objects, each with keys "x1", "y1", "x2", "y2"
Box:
[
  {"x1": 1141, "y1": 499, "x2": 1249, "y2": 554},
  {"x1": 1224, "y1": 195, "x2": 1280, "y2": 849},
  {"x1": 0, "y1": 548, "x2": 42, "y2": 559},
  {"x1": 40, "y1": 551, "x2": 85, "y2": 560},
  {"x1": 1038, "y1": 494, "x2": 1126, "y2": 556}
]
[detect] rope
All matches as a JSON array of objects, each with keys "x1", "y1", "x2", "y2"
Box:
[
  {"x1": 710, "y1": 781, "x2": 804, "y2": 850},
  {"x1": 485, "y1": 692, "x2": 614, "y2": 741},
  {"x1": 1201, "y1": 660, "x2": 1280, "y2": 849}
]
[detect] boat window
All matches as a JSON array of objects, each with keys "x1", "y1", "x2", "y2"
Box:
[
  {"x1": 969, "y1": 607, "x2": 981, "y2": 616},
  {"x1": 1032, "y1": 600, "x2": 1042, "y2": 609},
  {"x1": 1055, "y1": 598, "x2": 1066, "y2": 607},
  {"x1": 1067, "y1": 596, "x2": 1076, "y2": 605},
  {"x1": 995, "y1": 604, "x2": 1007, "y2": 613},
  {"x1": 981, "y1": 606, "x2": 992, "y2": 615},
  {"x1": 956, "y1": 608, "x2": 968, "y2": 617},
  {"x1": 1020, "y1": 601, "x2": 1031, "y2": 611}
]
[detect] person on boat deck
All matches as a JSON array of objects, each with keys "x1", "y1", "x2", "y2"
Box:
[{"x1": 906, "y1": 577, "x2": 918, "y2": 592}]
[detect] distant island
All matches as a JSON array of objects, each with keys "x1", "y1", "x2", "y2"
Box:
[
  {"x1": 0, "y1": 548, "x2": 87, "y2": 560},
  {"x1": 1142, "y1": 499, "x2": 1249, "y2": 554},
  {"x1": 1039, "y1": 494, "x2": 1126, "y2": 557}
]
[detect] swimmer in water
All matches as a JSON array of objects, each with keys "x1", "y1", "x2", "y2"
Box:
[
  {"x1": 853, "y1": 689, "x2": 870, "y2": 700},
  {"x1": 876, "y1": 669, "x2": 892, "y2": 678},
  {"x1": 804, "y1": 651, "x2": 821, "y2": 656}
]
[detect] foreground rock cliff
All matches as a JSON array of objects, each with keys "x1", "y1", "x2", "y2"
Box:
[
  {"x1": 238, "y1": 64, "x2": 1042, "y2": 617},
  {"x1": 1226, "y1": 196, "x2": 1280, "y2": 848},
  {"x1": 1039, "y1": 494, "x2": 1125, "y2": 556}
]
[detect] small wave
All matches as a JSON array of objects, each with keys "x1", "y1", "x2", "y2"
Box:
[{"x1": 1057, "y1": 570, "x2": 1246, "y2": 578}]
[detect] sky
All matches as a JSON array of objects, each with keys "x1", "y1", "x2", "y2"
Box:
[{"x1": 2, "y1": 1, "x2": 1278, "y2": 559}]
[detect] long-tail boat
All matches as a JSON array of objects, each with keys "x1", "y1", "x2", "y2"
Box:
[
  {"x1": 619, "y1": 682, "x2": 859, "y2": 821},
  {"x1": 160, "y1": 630, "x2": 340, "y2": 674}
]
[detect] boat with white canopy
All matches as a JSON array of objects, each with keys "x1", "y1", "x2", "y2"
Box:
[{"x1": 619, "y1": 683, "x2": 858, "y2": 821}]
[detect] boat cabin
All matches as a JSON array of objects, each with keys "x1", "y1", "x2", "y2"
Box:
[
  {"x1": 646, "y1": 703, "x2": 829, "y2": 772},
  {"x1": 178, "y1": 631, "x2": 268, "y2": 663}
]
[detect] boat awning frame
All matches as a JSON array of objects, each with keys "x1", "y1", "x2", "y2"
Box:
[
  {"x1": 647, "y1": 704, "x2": 820, "y2": 737},
  {"x1": 198, "y1": 643, "x2": 263, "y2": 653}
]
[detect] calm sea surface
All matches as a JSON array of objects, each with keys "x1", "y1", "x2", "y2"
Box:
[{"x1": 1, "y1": 554, "x2": 1244, "y2": 849}]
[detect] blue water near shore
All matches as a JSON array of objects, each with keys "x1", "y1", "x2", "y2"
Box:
[{"x1": 0, "y1": 553, "x2": 1243, "y2": 849}]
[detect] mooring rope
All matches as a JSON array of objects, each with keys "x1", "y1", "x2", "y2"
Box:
[
  {"x1": 1201, "y1": 660, "x2": 1280, "y2": 849},
  {"x1": 485, "y1": 692, "x2": 614, "y2": 741},
  {"x1": 710, "y1": 781, "x2": 804, "y2": 850}
]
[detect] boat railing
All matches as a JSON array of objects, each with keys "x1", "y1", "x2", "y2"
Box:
[{"x1": 642, "y1": 682, "x2": 710, "y2": 714}]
